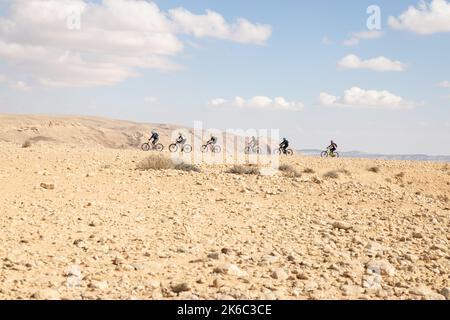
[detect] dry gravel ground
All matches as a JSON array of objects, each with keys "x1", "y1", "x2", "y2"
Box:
[{"x1": 0, "y1": 142, "x2": 449, "y2": 300}]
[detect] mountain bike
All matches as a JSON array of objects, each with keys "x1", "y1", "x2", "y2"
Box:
[
  {"x1": 201, "y1": 143, "x2": 221, "y2": 153},
  {"x1": 169, "y1": 141, "x2": 192, "y2": 153},
  {"x1": 141, "y1": 140, "x2": 164, "y2": 152},
  {"x1": 321, "y1": 149, "x2": 339, "y2": 158},
  {"x1": 274, "y1": 147, "x2": 294, "y2": 156}
]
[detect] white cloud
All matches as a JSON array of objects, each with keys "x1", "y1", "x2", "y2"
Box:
[
  {"x1": 209, "y1": 96, "x2": 304, "y2": 111},
  {"x1": 209, "y1": 98, "x2": 228, "y2": 106},
  {"x1": 0, "y1": 0, "x2": 271, "y2": 88},
  {"x1": 438, "y1": 80, "x2": 450, "y2": 88},
  {"x1": 338, "y1": 54, "x2": 406, "y2": 72},
  {"x1": 169, "y1": 8, "x2": 271, "y2": 45},
  {"x1": 318, "y1": 87, "x2": 416, "y2": 110},
  {"x1": 388, "y1": 0, "x2": 450, "y2": 35},
  {"x1": 343, "y1": 30, "x2": 383, "y2": 46}
]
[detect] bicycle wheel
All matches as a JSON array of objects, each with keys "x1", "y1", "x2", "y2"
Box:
[
  {"x1": 334, "y1": 152, "x2": 340, "y2": 158},
  {"x1": 141, "y1": 143, "x2": 150, "y2": 152},
  {"x1": 155, "y1": 143, "x2": 164, "y2": 152},
  {"x1": 201, "y1": 145, "x2": 208, "y2": 153},
  {"x1": 244, "y1": 146, "x2": 251, "y2": 154},
  {"x1": 286, "y1": 149, "x2": 294, "y2": 156},
  {"x1": 182, "y1": 144, "x2": 192, "y2": 153},
  {"x1": 321, "y1": 151, "x2": 328, "y2": 158},
  {"x1": 213, "y1": 145, "x2": 221, "y2": 153},
  {"x1": 169, "y1": 144, "x2": 178, "y2": 152},
  {"x1": 254, "y1": 146, "x2": 261, "y2": 154}
]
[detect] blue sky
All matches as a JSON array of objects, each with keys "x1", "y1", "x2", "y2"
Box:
[{"x1": 0, "y1": 0, "x2": 449, "y2": 154}]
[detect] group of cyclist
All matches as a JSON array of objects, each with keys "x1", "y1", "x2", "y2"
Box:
[
  {"x1": 149, "y1": 130, "x2": 217, "y2": 150},
  {"x1": 148, "y1": 130, "x2": 338, "y2": 156}
]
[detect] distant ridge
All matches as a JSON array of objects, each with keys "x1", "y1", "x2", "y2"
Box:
[
  {"x1": 0, "y1": 114, "x2": 269, "y2": 150},
  {"x1": 298, "y1": 149, "x2": 450, "y2": 163}
]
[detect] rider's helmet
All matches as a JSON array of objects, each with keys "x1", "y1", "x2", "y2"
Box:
[
  {"x1": 151, "y1": 129, "x2": 156, "y2": 134},
  {"x1": 331, "y1": 140, "x2": 334, "y2": 144}
]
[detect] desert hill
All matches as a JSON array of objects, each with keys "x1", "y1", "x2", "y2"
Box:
[{"x1": 0, "y1": 114, "x2": 190, "y2": 149}]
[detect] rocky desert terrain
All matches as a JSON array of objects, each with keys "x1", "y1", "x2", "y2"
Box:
[{"x1": 0, "y1": 115, "x2": 449, "y2": 300}]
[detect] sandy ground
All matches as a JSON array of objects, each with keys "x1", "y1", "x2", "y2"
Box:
[{"x1": 0, "y1": 137, "x2": 449, "y2": 300}]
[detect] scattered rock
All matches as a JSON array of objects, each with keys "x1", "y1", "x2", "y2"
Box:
[
  {"x1": 332, "y1": 221, "x2": 352, "y2": 230},
  {"x1": 271, "y1": 268, "x2": 289, "y2": 281},
  {"x1": 171, "y1": 282, "x2": 191, "y2": 293},
  {"x1": 207, "y1": 252, "x2": 220, "y2": 260},
  {"x1": 32, "y1": 289, "x2": 60, "y2": 300},
  {"x1": 366, "y1": 259, "x2": 396, "y2": 277},
  {"x1": 303, "y1": 281, "x2": 318, "y2": 292},
  {"x1": 409, "y1": 287, "x2": 445, "y2": 300},
  {"x1": 40, "y1": 183, "x2": 55, "y2": 190},
  {"x1": 89, "y1": 280, "x2": 108, "y2": 290},
  {"x1": 147, "y1": 279, "x2": 161, "y2": 289},
  {"x1": 341, "y1": 285, "x2": 364, "y2": 296},
  {"x1": 296, "y1": 273, "x2": 309, "y2": 280},
  {"x1": 213, "y1": 278, "x2": 224, "y2": 288},
  {"x1": 412, "y1": 232, "x2": 423, "y2": 239},
  {"x1": 258, "y1": 255, "x2": 279, "y2": 266},
  {"x1": 440, "y1": 287, "x2": 450, "y2": 300},
  {"x1": 214, "y1": 264, "x2": 248, "y2": 277}
]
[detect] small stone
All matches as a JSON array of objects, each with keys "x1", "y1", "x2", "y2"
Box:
[
  {"x1": 214, "y1": 263, "x2": 248, "y2": 277},
  {"x1": 40, "y1": 183, "x2": 55, "y2": 190},
  {"x1": 73, "y1": 239, "x2": 86, "y2": 248},
  {"x1": 332, "y1": 221, "x2": 352, "y2": 230},
  {"x1": 152, "y1": 290, "x2": 163, "y2": 299},
  {"x1": 147, "y1": 279, "x2": 161, "y2": 289},
  {"x1": 271, "y1": 268, "x2": 289, "y2": 280},
  {"x1": 112, "y1": 257, "x2": 124, "y2": 265},
  {"x1": 171, "y1": 282, "x2": 191, "y2": 293},
  {"x1": 311, "y1": 177, "x2": 322, "y2": 184},
  {"x1": 341, "y1": 285, "x2": 364, "y2": 296},
  {"x1": 213, "y1": 278, "x2": 224, "y2": 288},
  {"x1": 440, "y1": 287, "x2": 450, "y2": 300},
  {"x1": 409, "y1": 287, "x2": 445, "y2": 300},
  {"x1": 412, "y1": 232, "x2": 423, "y2": 239},
  {"x1": 207, "y1": 252, "x2": 220, "y2": 260},
  {"x1": 304, "y1": 281, "x2": 318, "y2": 292},
  {"x1": 287, "y1": 255, "x2": 296, "y2": 262},
  {"x1": 221, "y1": 248, "x2": 231, "y2": 254},
  {"x1": 89, "y1": 280, "x2": 108, "y2": 290},
  {"x1": 366, "y1": 259, "x2": 396, "y2": 277},
  {"x1": 258, "y1": 255, "x2": 279, "y2": 266},
  {"x1": 32, "y1": 289, "x2": 60, "y2": 300},
  {"x1": 296, "y1": 273, "x2": 309, "y2": 280}
]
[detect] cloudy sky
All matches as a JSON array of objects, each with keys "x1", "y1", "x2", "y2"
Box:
[{"x1": 0, "y1": 0, "x2": 449, "y2": 155}]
